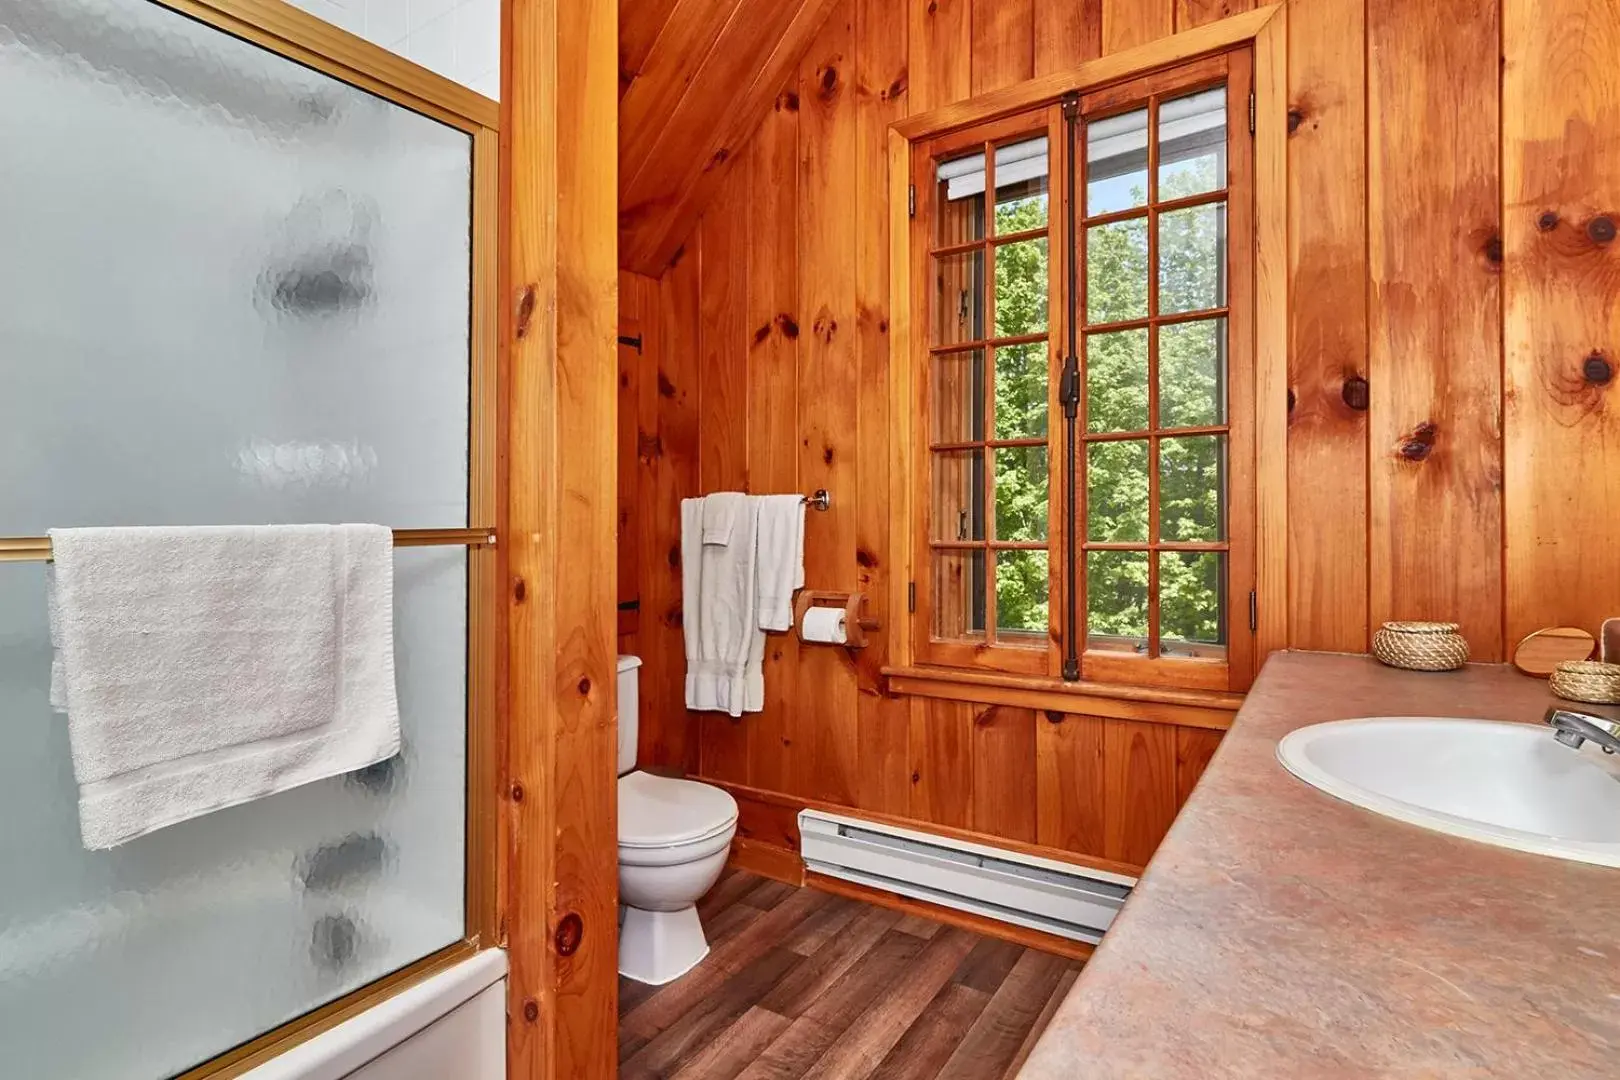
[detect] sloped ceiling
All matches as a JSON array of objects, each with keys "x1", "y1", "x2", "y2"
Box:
[{"x1": 619, "y1": 0, "x2": 842, "y2": 275}]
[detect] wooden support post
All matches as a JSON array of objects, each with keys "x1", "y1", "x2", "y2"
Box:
[{"x1": 503, "y1": 0, "x2": 620, "y2": 1076}]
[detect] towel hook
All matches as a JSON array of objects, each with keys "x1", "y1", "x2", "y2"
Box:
[{"x1": 802, "y1": 489, "x2": 831, "y2": 512}]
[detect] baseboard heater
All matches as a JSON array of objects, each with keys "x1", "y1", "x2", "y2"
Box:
[{"x1": 798, "y1": 810, "x2": 1136, "y2": 945}]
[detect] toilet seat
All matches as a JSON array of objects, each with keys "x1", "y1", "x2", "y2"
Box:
[{"x1": 618, "y1": 771, "x2": 738, "y2": 853}]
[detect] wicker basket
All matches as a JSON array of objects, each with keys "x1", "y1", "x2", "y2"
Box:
[
  {"x1": 1372, "y1": 621, "x2": 1469, "y2": 672},
  {"x1": 1550, "y1": 660, "x2": 1620, "y2": 705}
]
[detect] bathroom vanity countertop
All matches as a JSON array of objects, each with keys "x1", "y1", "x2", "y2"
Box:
[{"x1": 1018, "y1": 651, "x2": 1620, "y2": 1079}]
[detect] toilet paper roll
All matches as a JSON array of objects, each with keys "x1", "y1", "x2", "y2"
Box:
[{"x1": 800, "y1": 606, "x2": 848, "y2": 644}]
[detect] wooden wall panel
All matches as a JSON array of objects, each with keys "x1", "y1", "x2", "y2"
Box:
[
  {"x1": 1367, "y1": 0, "x2": 1504, "y2": 660},
  {"x1": 910, "y1": 698, "x2": 975, "y2": 828},
  {"x1": 794, "y1": 0, "x2": 863, "y2": 806},
  {"x1": 971, "y1": 0, "x2": 1034, "y2": 94},
  {"x1": 614, "y1": 0, "x2": 1620, "y2": 880},
  {"x1": 971, "y1": 706, "x2": 1039, "y2": 843},
  {"x1": 1502, "y1": 0, "x2": 1620, "y2": 646},
  {"x1": 909, "y1": 0, "x2": 972, "y2": 113},
  {"x1": 644, "y1": 245, "x2": 701, "y2": 772},
  {"x1": 746, "y1": 84, "x2": 803, "y2": 796},
  {"x1": 1102, "y1": 0, "x2": 1174, "y2": 56},
  {"x1": 1285, "y1": 0, "x2": 1369, "y2": 653},
  {"x1": 1174, "y1": 0, "x2": 1252, "y2": 32},
  {"x1": 853, "y1": 0, "x2": 913, "y2": 816},
  {"x1": 1033, "y1": 0, "x2": 1102, "y2": 76}
]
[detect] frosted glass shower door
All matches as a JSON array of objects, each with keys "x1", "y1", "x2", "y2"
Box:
[{"x1": 0, "y1": 1, "x2": 480, "y2": 1077}]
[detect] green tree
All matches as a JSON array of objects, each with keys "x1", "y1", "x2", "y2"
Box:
[{"x1": 984, "y1": 152, "x2": 1226, "y2": 650}]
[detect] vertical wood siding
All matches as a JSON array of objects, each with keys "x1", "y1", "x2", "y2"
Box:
[{"x1": 617, "y1": 0, "x2": 1617, "y2": 868}]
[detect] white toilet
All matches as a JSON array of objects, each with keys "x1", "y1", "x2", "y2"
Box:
[{"x1": 616, "y1": 656, "x2": 739, "y2": 985}]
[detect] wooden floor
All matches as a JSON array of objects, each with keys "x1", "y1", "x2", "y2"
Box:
[{"x1": 617, "y1": 870, "x2": 1084, "y2": 1079}]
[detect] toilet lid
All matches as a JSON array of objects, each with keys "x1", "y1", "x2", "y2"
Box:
[{"x1": 619, "y1": 771, "x2": 739, "y2": 848}]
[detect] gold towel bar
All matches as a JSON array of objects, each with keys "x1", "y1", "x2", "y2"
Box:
[{"x1": 0, "y1": 527, "x2": 497, "y2": 564}]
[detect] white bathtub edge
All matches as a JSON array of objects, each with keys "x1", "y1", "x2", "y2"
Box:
[{"x1": 242, "y1": 947, "x2": 508, "y2": 1080}]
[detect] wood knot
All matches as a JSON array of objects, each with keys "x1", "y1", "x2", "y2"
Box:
[
  {"x1": 911, "y1": 770, "x2": 921, "y2": 783},
  {"x1": 777, "y1": 314, "x2": 800, "y2": 339},
  {"x1": 1537, "y1": 210, "x2": 1559, "y2": 232},
  {"x1": 554, "y1": 913, "x2": 583, "y2": 957},
  {"x1": 708, "y1": 147, "x2": 730, "y2": 169},
  {"x1": 523, "y1": 999, "x2": 539, "y2": 1023},
  {"x1": 514, "y1": 285, "x2": 537, "y2": 340},
  {"x1": 1397, "y1": 422, "x2": 1438, "y2": 462},
  {"x1": 577, "y1": 676, "x2": 592, "y2": 696},
  {"x1": 819, "y1": 65, "x2": 840, "y2": 97},
  {"x1": 1286, "y1": 387, "x2": 1297, "y2": 413},
  {"x1": 1583, "y1": 352, "x2": 1613, "y2": 385},
  {"x1": 778, "y1": 90, "x2": 800, "y2": 112},
  {"x1": 1341, "y1": 375, "x2": 1370, "y2": 412},
  {"x1": 822, "y1": 445, "x2": 835, "y2": 465},
  {"x1": 656, "y1": 371, "x2": 677, "y2": 398},
  {"x1": 667, "y1": 544, "x2": 680, "y2": 568},
  {"x1": 512, "y1": 577, "x2": 527, "y2": 603},
  {"x1": 856, "y1": 548, "x2": 877, "y2": 568},
  {"x1": 885, "y1": 75, "x2": 908, "y2": 102},
  {"x1": 753, "y1": 323, "x2": 772, "y2": 345},
  {"x1": 1286, "y1": 107, "x2": 1305, "y2": 134},
  {"x1": 1483, "y1": 235, "x2": 1503, "y2": 264},
  {"x1": 1588, "y1": 216, "x2": 1616, "y2": 244},
  {"x1": 510, "y1": 781, "x2": 524, "y2": 802}
]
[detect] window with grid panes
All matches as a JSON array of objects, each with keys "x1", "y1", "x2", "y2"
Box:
[{"x1": 910, "y1": 51, "x2": 1257, "y2": 691}]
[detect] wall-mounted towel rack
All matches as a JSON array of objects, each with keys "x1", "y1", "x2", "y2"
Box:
[
  {"x1": 0, "y1": 527, "x2": 498, "y2": 564},
  {"x1": 803, "y1": 489, "x2": 832, "y2": 512}
]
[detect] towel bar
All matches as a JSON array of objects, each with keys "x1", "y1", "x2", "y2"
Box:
[{"x1": 0, "y1": 527, "x2": 498, "y2": 564}]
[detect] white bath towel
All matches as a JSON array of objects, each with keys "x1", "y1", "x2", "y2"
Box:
[
  {"x1": 683, "y1": 496, "x2": 764, "y2": 716},
  {"x1": 755, "y1": 495, "x2": 805, "y2": 632},
  {"x1": 47, "y1": 524, "x2": 401, "y2": 849},
  {"x1": 701, "y1": 491, "x2": 745, "y2": 546}
]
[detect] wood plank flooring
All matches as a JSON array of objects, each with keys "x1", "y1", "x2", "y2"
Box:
[{"x1": 618, "y1": 871, "x2": 1084, "y2": 1079}]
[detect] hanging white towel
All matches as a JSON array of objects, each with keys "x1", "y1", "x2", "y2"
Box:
[
  {"x1": 682, "y1": 496, "x2": 764, "y2": 716},
  {"x1": 47, "y1": 524, "x2": 401, "y2": 849},
  {"x1": 756, "y1": 495, "x2": 806, "y2": 632},
  {"x1": 701, "y1": 491, "x2": 745, "y2": 546}
]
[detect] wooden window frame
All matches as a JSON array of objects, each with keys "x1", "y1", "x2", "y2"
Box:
[
  {"x1": 889, "y1": 5, "x2": 1288, "y2": 695},
  {"x1": 98, "y1": 3, "x2": 506, "y2": 1078}
]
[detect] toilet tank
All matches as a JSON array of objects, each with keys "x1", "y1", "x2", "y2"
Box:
[{"x1": 617, "y1": 656, "x2": 642, "y2": 777}]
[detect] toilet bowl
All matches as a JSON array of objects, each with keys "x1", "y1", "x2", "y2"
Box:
[{"x1": 615, "y1": 657, "x2": 739, "y2": 985}]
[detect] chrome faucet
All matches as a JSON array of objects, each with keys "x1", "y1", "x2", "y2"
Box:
[{"x1": 1544, "y1": 707, "x2": 1620, "y2": 754}]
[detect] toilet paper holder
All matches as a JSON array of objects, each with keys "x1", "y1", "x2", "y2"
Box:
[{"x1": 793, "y1": 590, "x2": 880, "y2": 648}]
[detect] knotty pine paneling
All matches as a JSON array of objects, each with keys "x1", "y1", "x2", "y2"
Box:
[
  {"x1": 1367, "y1": 0, "x2": 1504, "y2": 660},
  {"x1": 618, "y1": 0, "x2": 1620, "y2": 870},
  {"x1": 1502, "y1": 0, "x2": 1620, "y2": 647}
]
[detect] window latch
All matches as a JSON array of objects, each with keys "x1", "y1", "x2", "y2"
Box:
[{"x1": 1058, "y1": 353, "x2": 1081, "y2": 420}]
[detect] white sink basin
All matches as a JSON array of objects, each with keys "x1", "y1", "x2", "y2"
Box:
[{"x1": 1277, "y1": 717, "x2": 1620, "y2": 867}]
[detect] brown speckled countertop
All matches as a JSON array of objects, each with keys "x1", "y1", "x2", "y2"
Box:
[{"x1": 1019, "y1": 651, "x2": 1620, "y2": 1078}]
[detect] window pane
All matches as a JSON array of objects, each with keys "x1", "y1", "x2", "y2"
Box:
[
  {"x1": 1086, "y1": 219, "x2": 1148, "y2": 323},
  {"x1": 1158, "y1": 203, "x2": 1226, "y2": 315},
  {"x1": 1159, "y1": 434, "x2": 1227, "y2": 541},
  {"x1": 1159, "y1": 319, "x2": 1226, "y2": 428},
  {"x1": 1087, "y1": 550, "x2": 1148, "y2": 652},
  {"x1": 1158, "y1": 86, "x2": 1227, "y2": 200},
  {"x1": 994, "y1": 137, "x2": 1049, "y2": 233},
  {"x1": 931, "y1": 449, "x2": 986, "y2": 542},
  {"x1": 1086, "y1": 329, "x2": 1149, "y2": 433},
  {"x1": 1160, "y1": 551, "x2": 1227, "y2": 656},
  {"x1": 995, "y1": 446, "x2": 1049, "y2": 542},
  {"x1": 1085, "y1": 107, "x2": 1148, "y2": 215},
  {"x1": 996, "y1": 549, "x2": 1050, "y2": 635},
  {"x1": 935, "y1": 150, "x2": 986, "y2": 245},
  {"x1": 931, "y1": 249, "x2": 985, "y2": 346},
  {"x1": 931, "y1": 349, "x2": 986, "y2": 443},
  {"x1": 933, "y1": 549, "x2": 987, "y2": 639},
  {"x1": 994, "y1": 343, "x2": 1048, "y2": 440},
  {"x1": 1087, "y1": 439, "x2": 1148, "y2": 542},
  {"x1": 993, "y1": 238, "x2": 1049, "y2": 338}
]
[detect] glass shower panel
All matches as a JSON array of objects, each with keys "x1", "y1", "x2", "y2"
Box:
[{"x1": 0, "y1": 2, "x2": 474, "y2": 1078}]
